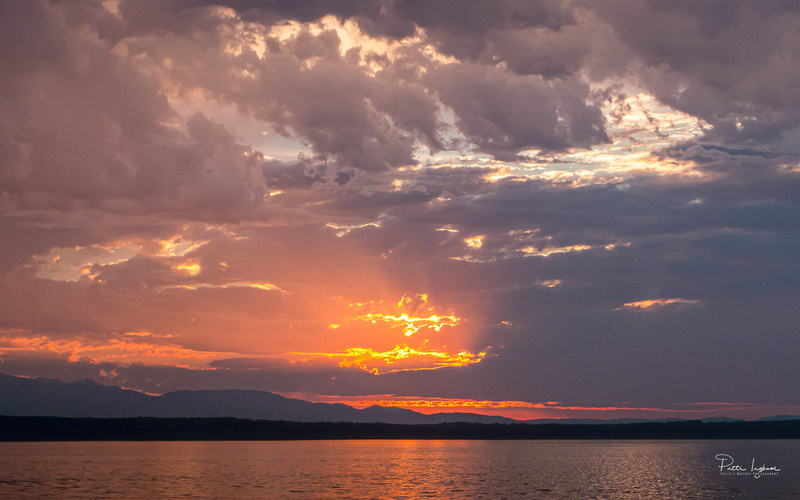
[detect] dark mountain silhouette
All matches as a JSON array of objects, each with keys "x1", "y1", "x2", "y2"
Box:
[
  {"x1": 755, "y1": 414, "x2": 800, "y2": 421},
  {"x1": 699, "y1": 416, "x2": 745, "y2": 423},
  {"x1": 523, "y1": 417, "x2": 689, "y2": 425},
  {"x1": 0, "y1": 374, "x2": 152, "y2": 417},
  {"x1": 4, "y1": 416, "x2": 800, "y2": 441},
  {"x1": 523, "y1": 417, "x2": 747, "y2": 425},
  {"x1": 0, "y1": 373, "x2": 512, "y2": 424},
  {"x1": 3, "y1": 374, "x2": 797, "y2": 425}
]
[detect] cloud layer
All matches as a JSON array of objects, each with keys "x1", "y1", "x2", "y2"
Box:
[{"x1": 1, "y1": 0, "x2": 799, "y2": 419}]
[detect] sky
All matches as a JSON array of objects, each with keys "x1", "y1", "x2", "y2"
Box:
[{"x1": 1, "y1": 0, "x2": 799, "y2": 421}]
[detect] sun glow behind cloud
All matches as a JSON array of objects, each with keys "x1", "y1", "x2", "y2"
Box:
[
  {"x1": 173, "y1": 261, "x2": 202, "y2": 276},
  {"x1": 348, "y1": 294, "x2": 462, "y2": 337},
  {"x1": 287, "y1": 294, "x2": 481, "y2": 373},
  {"x1": 157, "y1": 236, "x2": 209, "y2": 258},
  {"x1": 619, "y1": 298, "x2": 700, "y2": 310},
  {"x1": 291, "y1": 344, "x2": 485, "y2": 375},
  {"x1": 354, "y1": 311, "x2": 461, "y2": 337}
]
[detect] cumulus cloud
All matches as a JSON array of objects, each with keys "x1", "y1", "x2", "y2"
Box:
[
  {"x1": 427, "y1": 62, "x2": 609, "y2": 158},
  {"x1": 589, "y1": 1, "x2": 800, "y2": 146},
  {"x1": 110, "y1": 0, "x2": 612, "y2": 165},
  {"x1": 107, "y1": 0, "x2": 800, "y2": 157},
  {"x1": 0, "y1": 1, "x2": 281, "y2": 222},
  {"x1": 360, "y1": 0, "x2": 576, "y2": 59}
]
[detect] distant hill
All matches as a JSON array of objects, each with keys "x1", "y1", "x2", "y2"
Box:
[
  {"x1": 755, "y1": 415, "x2": 800, "y2": 422},
  {"x1": 2, "y1": 374, "x2": 795, "y2": 425},
  {"x1": 4, "y1": 416, "x2": 800, "y2": 441},
  {"x1": 524, "y1": 418, "x2": 687, "y2": 425},
  {"x1": 0, "y1": 373, "x2": 512, "y2": 424},
  {"x1": 699, "y1": 417, "x2": 745, "y2": 423}
]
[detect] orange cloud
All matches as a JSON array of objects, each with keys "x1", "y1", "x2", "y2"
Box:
[
  {"x1": 311, "y1": 396, "x2": 693, "y2": 412},
  {"x1": 619, "y1": 298, "x2": 700, "y2": 310},
  {"x1": 349, "y1": 293, "x2": 462, "y2": 337},
  {"x1": 299, "y1": 395, "x2": 791, "y2": 420},
  {"x1": 464, "y1": 235, "x2": 484, "y2": 248},
  {"x1": 518, "y1": 244, "x2": 592, "y2": 257},
  {"x1": 156, "y1": 235, "x2": 209, "y2": 257},
  {"x1": 292, "y1": 344, "x2": 486, "y2": 374},
  {"x1": 173, "y1": 261, "x2": 202, "y2": 275},
  {"x1": 159, "y1": 281, "x2": 286, "y2": 292},
  {"x1": 0, "y1": 331, "x2": 233, "y2": 368}
]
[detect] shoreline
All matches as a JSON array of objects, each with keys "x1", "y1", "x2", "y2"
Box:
[{"x1": 3, "y1": 416, "x2": 800, "y2": 441}]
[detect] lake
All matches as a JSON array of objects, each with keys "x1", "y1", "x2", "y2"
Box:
[{"x1": 0, "y1": 440, "x2": 797, "y2": 498}]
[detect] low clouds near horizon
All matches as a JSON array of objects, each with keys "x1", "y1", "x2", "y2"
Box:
[{"x1": 1, "y1": 0, "x2": 799, "y2": 420}]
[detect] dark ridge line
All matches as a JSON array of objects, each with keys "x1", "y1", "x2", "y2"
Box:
[{"x1": 2, "y1": 416, "x2": 800, "y2": 441}]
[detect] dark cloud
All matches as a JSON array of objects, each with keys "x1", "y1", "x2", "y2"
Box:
[
  {"x1": 0, "y1": 1, "x2": 276, "y2": 222},
  {"x1": 262, "y1": 160, "x2": 327, "y2": 190},
  {"x1": 117, "y1": 0, "x2": 575, "y2": 60},
  {"x1": 133, "y1": 25, "x2": 439, "y2": 170},
  {"x1": 118, "y1": 0, "x2": 384, "y2": 37},
  {"x1": 334, "y1": 170, "x2": 356, "y2": 186},
  {"x1": 426, "y1": 63, "x2": 609, "y2": 158},
  {"x1": 589, "y1": 0, "x2": 800, "y2": 145},
  {"x1": 484, "y1": 25, "x2": 592, "y2": 78},
  {"x1": 367, "y1": 0, "x2": 576, "y2": 59},
  {"x1": 114, "y1": 0, "x2": 608, "y2": 164},
  {"x1": 114, "y1": 0, "x2": 800, "y2": 153}
]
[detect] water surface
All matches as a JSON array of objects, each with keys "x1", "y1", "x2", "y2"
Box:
[{"x1": 1, "y1": 440, "x2": 797, "y2": 498}]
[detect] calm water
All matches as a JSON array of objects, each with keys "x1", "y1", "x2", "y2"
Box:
[{"x1": 0, "y1": 440, "x2": 798, "y2": 498}]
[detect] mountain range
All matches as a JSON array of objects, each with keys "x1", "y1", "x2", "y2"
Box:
[
  {"x1": 0, "y1": 373, "x2": 513, "y2": 424},
  {"x1": 2, "y1": 373, "x2": 799, "y2": 425}
]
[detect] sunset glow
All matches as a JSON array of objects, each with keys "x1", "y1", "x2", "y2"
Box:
[
  {"x1": 0, "y1": 331, "x2": 229, "y2": 368},
  {"x1": 349, "y1": 294, "x2": 463, "y2": 337},
  {"x1": 293, "y1": 344, "x2": 485, "y2": 374},
  {"x1": 620, "y1": 298, "x2": 701, "y2": 310},
  {"x1": 299, "y1": 395, "x2": 800, "y2": 421}
]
